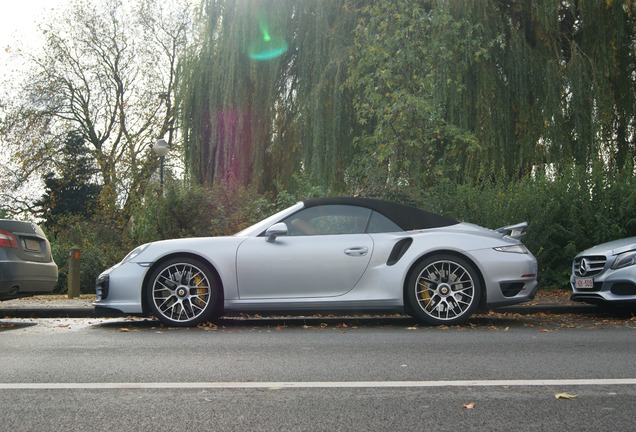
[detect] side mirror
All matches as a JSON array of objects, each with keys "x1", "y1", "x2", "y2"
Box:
[{"x1": 265, "y1": 222, "x2": 288, "y2": 243}]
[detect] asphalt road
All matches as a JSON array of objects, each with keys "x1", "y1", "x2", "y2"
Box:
[{"x1": 1, "y1": 307, "x2": 634, "y2": 431}]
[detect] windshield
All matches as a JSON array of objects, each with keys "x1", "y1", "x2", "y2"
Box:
[{"x1": 234, "y1": 202, "x2": 304, "y2": 237}]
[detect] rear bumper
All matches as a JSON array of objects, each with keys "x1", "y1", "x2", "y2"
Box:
[
  {"x1": 0, "y1": 260, "x2": 58, "y2": 299},
  {"x1": 465, "y1": 248, "x2": 539, "y2": 307}
]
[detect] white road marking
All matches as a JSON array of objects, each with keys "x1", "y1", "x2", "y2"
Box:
[{"x1": 1, "y1": 379, "x2": 635, "y2": 390}]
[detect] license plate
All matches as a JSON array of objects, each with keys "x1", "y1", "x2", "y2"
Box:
[
  {"x1": 23, "y1": 238, "x2": 41, "y2": 252},
  {"x1": 575, "y1": 278, "x2": 594, "y2": 289}
]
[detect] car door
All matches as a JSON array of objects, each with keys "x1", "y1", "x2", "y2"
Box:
[{"x1": 236, "y1": 205, "x2": 374, "y2": 299}]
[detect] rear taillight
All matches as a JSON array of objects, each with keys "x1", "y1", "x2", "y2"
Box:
[{"x1": 0, "y1": 229, "x2": 19, "y2": 248}]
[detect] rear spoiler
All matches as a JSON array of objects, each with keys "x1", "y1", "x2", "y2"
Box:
[{"x1": 496, "y1": 222, "x2": 528, "y2": 240}]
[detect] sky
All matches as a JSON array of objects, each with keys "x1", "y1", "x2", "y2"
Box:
[
  {"x1": 0, "y1": 0, "x2": 63, "y2": 43},
  {"x1": 0, "y1": 0, "x2": 63, "y2": 78}
]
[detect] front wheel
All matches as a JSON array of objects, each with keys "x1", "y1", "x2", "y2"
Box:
[
  {"x1": 406, "y1": 255, "x2": 481, "y2": 326},
  {"x1": 146, "y1": 257, "x2": 220, "y2": 327}
]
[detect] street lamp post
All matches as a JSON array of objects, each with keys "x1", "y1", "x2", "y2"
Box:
[{"x1": 153, "y1": 138, "x2": 169, "y2": 194}]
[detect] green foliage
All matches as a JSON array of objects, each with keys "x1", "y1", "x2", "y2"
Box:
[
  {"x1": 446, "y1": 0, "x2": 635, "y2": 178},
  {"x1": 48, "y1": 215, "x2": 131, "y2": 294},
  {"x1": 130, "y1": 180, "x2": 274, "y2": 244},
  {"x1": 345, "y1": 0, "x2": 636, "y2": 184},
  {"x1": 272, "y1": 173, "x2": 330, "y2": 209},
  {"x1": 346, "y1": 0, "x2": 483, "y2": 187}
]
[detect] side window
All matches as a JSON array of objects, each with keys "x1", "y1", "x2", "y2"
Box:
[
  {"x1": 367, "y1": 211, "x2": 403, "y2": 233},
  {"x1": 283, "y1": 205, "x2": 372, "y2": 236}
]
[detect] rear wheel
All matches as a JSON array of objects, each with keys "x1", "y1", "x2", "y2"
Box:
[
  {"x1": 146, "y1": 257, "x2": 220, "y2": 327},
  {"x1": 407, "y1": 255, "x2": 481, "y2": 326}
]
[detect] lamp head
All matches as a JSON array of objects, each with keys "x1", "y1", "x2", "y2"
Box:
[{"x1": 153, "y1": 139, "x2": 169, "y2": 157}]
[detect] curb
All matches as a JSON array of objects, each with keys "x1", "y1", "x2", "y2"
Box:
[{"x1": 1, "y1": 301, "x2": 600, "y2": 320}]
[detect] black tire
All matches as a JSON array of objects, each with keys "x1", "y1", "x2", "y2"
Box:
[
  {"x1": 146, "y1": 257, "x2": 220, "y2": 327},
  {"x1": 406, "y1": 254, "x2": 481, "y2": 326}
]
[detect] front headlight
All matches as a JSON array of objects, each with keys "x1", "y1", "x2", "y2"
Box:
[
  {"x1": 494, "y1": 244, "x2": 529, "y2": 254},
  {"x1": 612, "y1": 250, "x2": 636, "y2": 270},
  {"x1": 121, "y1": 244, "x2": 150, "y2": 263}
]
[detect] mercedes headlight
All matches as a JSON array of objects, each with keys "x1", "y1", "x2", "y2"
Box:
[{"x1": 612, "y1": 250, "x2": 636, "y2": 270}]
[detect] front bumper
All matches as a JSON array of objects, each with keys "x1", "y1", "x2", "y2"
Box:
[
  {"x1": 92, "y1": 262, "x2": 148, "y2": 313},
  {"x1": 570, "y1": 265, "x2": 636, "y2": 304}
]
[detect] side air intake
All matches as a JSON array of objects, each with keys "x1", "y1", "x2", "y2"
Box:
[{"x1": 387, "y1": 238, "x2": 413, "y2": 266}]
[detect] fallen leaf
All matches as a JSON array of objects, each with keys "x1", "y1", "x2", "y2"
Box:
[
  {"x1": 119, "y1": 328, "x2": 130, "y2": 332},
  {"x1": 462, "y1": 402, "x2": 476, "y2": 409},
  {"x1": 198, "y1": 322, "x2": 218, "y2": 330},
  {"x1": 555, "y1": 392, "x2": 578, "y2": 399}
]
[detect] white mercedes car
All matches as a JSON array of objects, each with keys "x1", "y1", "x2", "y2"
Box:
[{"x1": 94, "y1": 197, "x2": 538, "y2": 326}]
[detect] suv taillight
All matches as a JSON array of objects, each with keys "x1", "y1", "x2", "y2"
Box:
[{"x1": 0, "y1": 229, "x2": 19, "y2": 248}]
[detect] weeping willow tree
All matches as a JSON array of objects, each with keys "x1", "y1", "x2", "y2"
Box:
[
  {"x1": 345, "y1": 1, "x2": 486, "y2": 191},
  {"x1": 178, "y1": 0, "x2": 360, "y2": 193},
  {"x1": 446, "y1": 0, "x2": 636, "y2": 178},
  {"x1": 180, "y1": 0, "x2": 635, "y2": 194},
  {"x1": 347, "y1": 0, "x2": 636, "y2": 186}
]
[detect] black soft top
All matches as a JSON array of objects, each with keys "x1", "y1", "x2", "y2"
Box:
[{"x1": 302, "y1": 197, "x2": 458, "y2": 231}]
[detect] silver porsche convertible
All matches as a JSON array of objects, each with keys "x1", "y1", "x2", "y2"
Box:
[{"x1": 94, "y1": 197, "x2": 538, "y2": 326}]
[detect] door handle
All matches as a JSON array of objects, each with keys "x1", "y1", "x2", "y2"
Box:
[{"x1": 344, "y1": 246, "x2": 369, "y2": 257}]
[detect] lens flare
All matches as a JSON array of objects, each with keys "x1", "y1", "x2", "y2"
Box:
[{"x1": 248, "y1": 10, "x2": 287, "y2": 61}]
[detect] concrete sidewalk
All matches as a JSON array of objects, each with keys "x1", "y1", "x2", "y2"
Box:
[{"x1": 0, "y1": 293, "x2": 598, "y2": 319}]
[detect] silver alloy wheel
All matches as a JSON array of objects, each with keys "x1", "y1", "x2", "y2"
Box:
[
  {"x1": 150, "y1": 262, "x2": 212, "y2": 324},
  {"x1": 413, "y1": 259, "x2": 477, "y2": 322}
]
